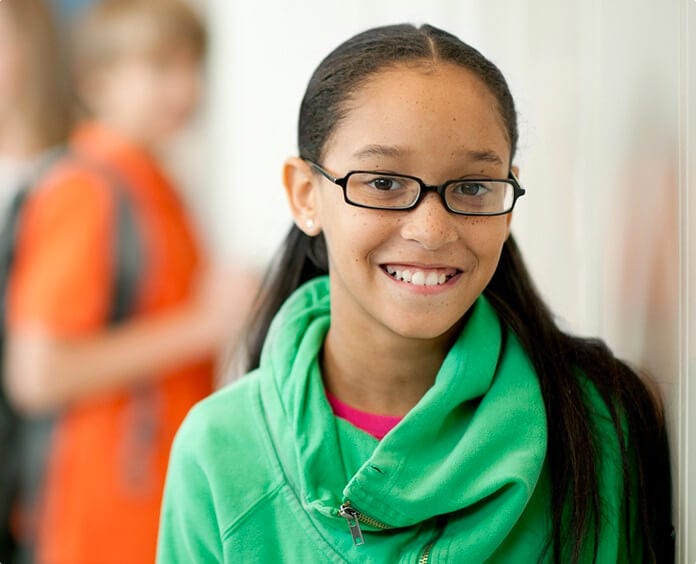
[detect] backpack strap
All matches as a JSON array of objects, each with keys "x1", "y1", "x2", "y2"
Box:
[
  {"x1": 111, "y1": 188, "x2": 142, "y2": 322},
  {"x1": 66, "y1": 156, "x2": 155, "y2": 493},
  {"x1": 0, "y1": 189, "x2": 30, "y2": 332},
  {"x1": 72, "y1": 158, "x2": 143, "y2": 323},
  {"x1": 0, "y1": 187, "x2": 27, "y2": 561}
]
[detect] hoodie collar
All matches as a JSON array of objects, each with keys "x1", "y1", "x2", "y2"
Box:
[{"x1": 259, "y1": 276, "x2": 547, "y2": 548}]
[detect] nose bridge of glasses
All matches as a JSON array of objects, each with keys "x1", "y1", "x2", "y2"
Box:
[
  {"x1": 409, "y1": 181, "x2": 450, "y2": 212},
  {"x1": 413, "y1": 180, "x2": 451, "y2": 209}
]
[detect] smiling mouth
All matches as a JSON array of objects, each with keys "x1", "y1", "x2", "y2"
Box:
[{"x1": 382, "y1": 264, "x2": 461, "y2": 287}]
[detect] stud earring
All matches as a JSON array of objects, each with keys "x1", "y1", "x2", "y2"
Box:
[{"x1": 306, "y1": 218, "x2": 315, "y2": 229}]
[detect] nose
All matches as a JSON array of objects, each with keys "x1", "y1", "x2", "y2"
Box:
[{"x1": 399, "y1": 192, "x2": 459, "y2": 250}]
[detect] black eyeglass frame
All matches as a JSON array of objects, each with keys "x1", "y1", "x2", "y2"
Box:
[{"x1": 304, "y1": 159, "x2": 526, "y2": 216}]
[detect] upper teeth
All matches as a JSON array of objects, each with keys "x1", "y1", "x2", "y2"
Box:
[{"x1": 385, "y1": 265, "x2": 451, "y2": 286}]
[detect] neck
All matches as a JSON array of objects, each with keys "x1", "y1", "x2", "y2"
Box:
[
  {"x1": 322, "y1": 315, "x2": 459, "y2": 418},
  {"x1": 0, "y1": 112, "x2": 42, "y2": 158}
]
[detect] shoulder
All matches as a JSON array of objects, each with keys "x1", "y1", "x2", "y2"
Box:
[
  {"x1": 36, "y1": 155, "x2": 112, "y2": 203},
  {"x1": 174, "y1": 371, "x2": 264, "y2": 452},
  {"x1": 7, "y1": 157, "x2": 122, "y2": 328},
  {"x1": 169, "y1": 369, "x2": 284, "y2": 524},
  {"x1": 21, "y1": 157, "x2": 115, "y2": 234}
]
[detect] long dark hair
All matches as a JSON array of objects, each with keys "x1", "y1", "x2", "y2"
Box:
[{"x1": 243, "y1": 24, "x2": 673, "y2": 563}]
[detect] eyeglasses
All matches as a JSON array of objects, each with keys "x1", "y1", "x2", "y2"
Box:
[{"x1": 305, "y1": 160, "x2": 526, "y2": 216}]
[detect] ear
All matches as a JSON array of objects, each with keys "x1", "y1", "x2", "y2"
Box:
[{"x1": 283, "y1": 157, "x2": 322, "y2": 236}]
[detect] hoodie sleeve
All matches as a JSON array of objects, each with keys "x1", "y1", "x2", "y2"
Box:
[{"x1": 157, "y1": 409, "x2": 224, "y2": 564}]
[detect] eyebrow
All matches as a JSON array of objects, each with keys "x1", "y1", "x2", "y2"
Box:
[
  {"x1": 351, "y1": 144, "x2": 504, "y2": 165},
  {"x1": 461, "y1": 149, "x2": 504, "y2": 165},
  {"x1": 352, "y1": 144, "x2": 408, "y2": 160}
]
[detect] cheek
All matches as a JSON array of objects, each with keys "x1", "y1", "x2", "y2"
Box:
[
  {"x1": 321, "y1": 207, "x2": 392, "y2": 269},
  {"x1": 147, "y1": 62, "x2": 200, "y2": 119},
  {"x1": 171, "y1": 71, "x2": 200, "y2": 109},
  {"x1": 108, "y1": 67, "x2": 156, "y2": 115},
  {"x1": 449, "y1": 220, "x2": 509, "y2": 324},
  {"x1": 125, "y1": 65, "x2": 168, "y2": 114},
  {"x1": 464, "y1": 218, "x2": 509, "y2": 266}
]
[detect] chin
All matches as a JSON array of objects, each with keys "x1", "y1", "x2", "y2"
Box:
[
  {"x1": 382, "y1": 315, "x2": 465, "y2": 342},
  {"x1": 379, "y1": 294, "x2": 483, "y2": 342},
  {"x1": 149, "y1": 118, "x2": 188, "y2": 142}
]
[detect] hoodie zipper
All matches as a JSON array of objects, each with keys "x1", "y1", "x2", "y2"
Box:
[
  {"x1": 418, "y1": 515, "x2": 447, "y2": 564},
  {"x1": 338, "y1": 501, "x2": 391, "y2": 546},
  {"x1": 418, "y1": 542, "x2": 434, "y2": 564},
  {"x1": 339, "y1": 501, "x2": 446, "y2": 563}
]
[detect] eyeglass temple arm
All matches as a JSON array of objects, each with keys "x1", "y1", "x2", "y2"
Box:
[
  {"x1": 304, "y1": 159, "x2": 339, "y2": 182},
  {"x1": 508, "y1": 170, "x2": 526, "y2": 195}
]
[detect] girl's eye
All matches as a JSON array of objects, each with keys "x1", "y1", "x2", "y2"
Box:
[
  {"x1": 452, "y1": 182, "x2": 489, "y2": 196},
  {"x1": 367, "y1": 176, "x2": 403, "y2": 191}
]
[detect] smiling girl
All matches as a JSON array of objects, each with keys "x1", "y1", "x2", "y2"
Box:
[{"x1": 158, "y1": 24, "x2": 673, "y2": 563}]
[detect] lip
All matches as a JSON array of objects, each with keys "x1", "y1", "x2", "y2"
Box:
[{"x1": 379, "y1": 262, "x2": 463, "y2": 295}]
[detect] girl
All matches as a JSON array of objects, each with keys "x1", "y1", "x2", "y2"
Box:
[{"x1": 158, "y1": 24, "x2": 673, "y2": 563}]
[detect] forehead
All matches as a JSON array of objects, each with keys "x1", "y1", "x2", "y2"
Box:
[{"x1": 325, "y1": 62, "x2": 511, "y2": 169}]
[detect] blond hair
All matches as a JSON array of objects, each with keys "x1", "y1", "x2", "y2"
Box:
[
  {"x1": 2, "y1": 0, "x2": 72, "y2": 149},
  {"x1": 72, "y1": 0, "x2": 207, "y2": 79}
]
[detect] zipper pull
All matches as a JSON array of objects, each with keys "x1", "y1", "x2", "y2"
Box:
[{"x1": 339, "y1": 502, "x2": 365, "y2": 546}]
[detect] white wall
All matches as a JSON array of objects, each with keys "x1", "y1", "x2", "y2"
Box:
[{"x1": 201, "y1": 0, "x2": 694, "y2": 559}]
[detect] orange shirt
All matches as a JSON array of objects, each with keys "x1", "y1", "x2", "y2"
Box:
[{"x1": 8, "y1": 123, "x2": 213, "y2": 564}]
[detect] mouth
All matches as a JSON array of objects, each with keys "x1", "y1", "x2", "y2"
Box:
[{"x1": 381, "y1": 264, "x2": 462, "y2": 287}]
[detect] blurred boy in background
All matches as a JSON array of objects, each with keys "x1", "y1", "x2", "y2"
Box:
[{"x1": 3, "y1": 1, "x2": 255, "y2": 562}]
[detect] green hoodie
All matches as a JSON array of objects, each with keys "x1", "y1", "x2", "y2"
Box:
[{"x1": 158, "y1": 276, "x2": 633, "y2": 563}]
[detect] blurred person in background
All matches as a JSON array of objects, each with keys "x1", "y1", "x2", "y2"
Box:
[
  {"x1": 0, "y1": 0, "x2": 72, "y2": 222},
  {"x1": 3, "y1": 0, "x2": 256, "y2": 563},
  {"x1": 0, "y1": 1, "x2": 72, "y2": 562}
]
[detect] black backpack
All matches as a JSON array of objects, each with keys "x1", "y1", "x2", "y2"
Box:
[{"x1": 0, "y1": 149, "x2": 143, "y2": 563}]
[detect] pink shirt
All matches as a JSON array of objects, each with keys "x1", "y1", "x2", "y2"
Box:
[{"x1": 326, "y1": 391, "x2": 403, "y2": 440}]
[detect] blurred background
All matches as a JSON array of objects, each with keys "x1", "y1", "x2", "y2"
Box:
[{"x1": 5, "y1": 0, "x2": 695, "y2": 560}]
